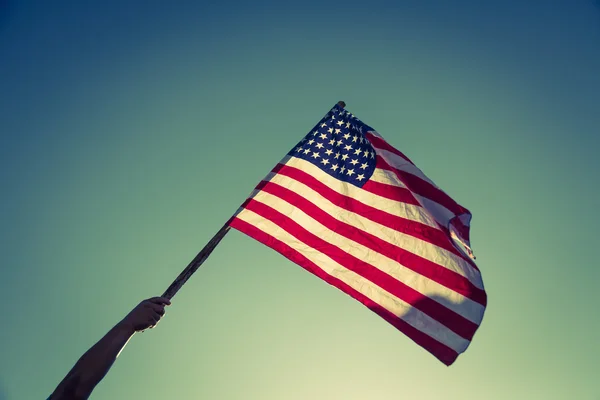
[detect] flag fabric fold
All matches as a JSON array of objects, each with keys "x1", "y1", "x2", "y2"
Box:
[{"x1": 228, "y1": 103, "x2": 486, "y2": 365}]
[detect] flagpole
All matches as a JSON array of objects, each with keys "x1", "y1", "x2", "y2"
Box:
[
  {"x1": 161, "y1": 100, "x2": 346, "y2": 300},
  {"x1": 162, "y1": 222, "x2": 231, "y2": 300}
]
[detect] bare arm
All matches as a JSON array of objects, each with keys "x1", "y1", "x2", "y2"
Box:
[{"x1": 48, "y1": 297, "x2": 171, "y2": 400}]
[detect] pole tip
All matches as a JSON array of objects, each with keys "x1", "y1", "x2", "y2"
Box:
[{"x1": 337, "y1": 101, "x2": 346, "y2": 108}]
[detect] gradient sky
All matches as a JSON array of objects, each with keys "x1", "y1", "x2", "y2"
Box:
[{"x1": 1, "y1": 1, "x2": 599, "y2": 399}]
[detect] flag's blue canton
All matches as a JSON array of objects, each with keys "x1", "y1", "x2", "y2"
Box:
[{"x1": 288, "y1": 104, "x2": 377, "y2": 188}]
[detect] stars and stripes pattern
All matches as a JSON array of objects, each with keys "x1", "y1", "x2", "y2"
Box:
[
  {"x1": 290, "y1": 108, "x2": 377, "y2": 186},
  {"x1": 228, "y1": 103, "x2": 486, "y2": 365}
]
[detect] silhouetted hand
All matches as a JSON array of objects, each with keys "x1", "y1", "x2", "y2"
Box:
[{"x1": 119, "y1": 297, "x2": 171, "y2": 333}]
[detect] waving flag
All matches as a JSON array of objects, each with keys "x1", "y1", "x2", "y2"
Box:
[{"x1": 228, "y1": 102, "x2": 486, "y2": 365}]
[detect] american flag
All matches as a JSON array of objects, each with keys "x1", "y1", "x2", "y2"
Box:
[{"x1": 228, "y1": 103, "x2": 486, "y2": 365}]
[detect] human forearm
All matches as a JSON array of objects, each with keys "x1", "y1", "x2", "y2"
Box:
[
  {"x1": 48, "y1": 297, "x2": 170, "y2": 400},
  {"x1": 71, "y1": 321, "x2": 135, "y2": 389},
  {"x1": 49, "y1": 321, "x2": 134, "y2": 399}
]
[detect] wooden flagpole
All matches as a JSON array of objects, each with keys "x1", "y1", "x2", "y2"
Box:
[
  {"x1": 162, "y1": 222, "x2": 231, "y2": 300},
  {"x1": 161, "y1": 100, "x2": 347, "y2": 300}
]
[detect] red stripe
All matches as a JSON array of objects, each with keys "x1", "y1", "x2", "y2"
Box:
[
  {"x1": 361, "y1": 179, "x2": 420, "y2": 205},
  {"x1": 270, "y1": 162, "x2": 286, "y2": 175},
  {"x1": 242, "y1": 198, "x2": 480, "y2": 341},
  {"x1": 355, "y1": 134, "x2": 475, "y2": 263},
  {"x1": 276, "y1": 164, "x2": 470, "y2": 263},
  {"x1": 373, "y1": 155, "x2": 477, "y2": 269},
  {"x1": 260, "y1": 180, "x2": 486, "y2": 307},
  {"x1": 366, "y1": 133, "x2": 415, "y2": 165},
  {"x1": 229, "y1": 216, "x2": 460, "y2": 366},
  {"x1": 259, "y1": 180, "x2": 486, "y2": 308},
  {"x1": 375, "y1": 155, "x2": 470, "y2": 218}
]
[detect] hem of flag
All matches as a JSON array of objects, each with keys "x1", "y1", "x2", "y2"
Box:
[
  {"x1": 449, "y1": 214, "x2": 476, "y2": 260},
  {"x1": 227, "y1": 216, "x2": 460, "y2": 366}
]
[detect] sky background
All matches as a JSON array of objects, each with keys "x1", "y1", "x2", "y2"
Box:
[{"x1": 1, "y1": 1, "x2": 599, "y2": 399}]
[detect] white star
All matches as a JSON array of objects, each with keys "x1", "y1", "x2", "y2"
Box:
[
  {"x1": 329, "y1": 139, "x2": 335, "y2": 145},
  {"x1": 303, "y1": 148, "x2": 310, "y2": 154},
  {"x1": 360, "y1": 162, "x2": 368, "y2": 170},
  {"x1": 295, "y1": 147, "x2": 302, "y2": 152},
  {"x1": 370, "y1": 151, "x2": 375, "y2": 158},
  {"x1": 308, "y1": 139, "x2": 315, "y2": 145},
  {"x1": 341, "y1": 153, "x2": 349, "y2": 161},
  {"x1": 343, "y1": 133, "x2": 351, "y2": 140},
  {"x1": 357, "y1": 174, "x2": 365, "y2": 181},
  {"x1": 320, "y1": 123, "x2": 327, "y2": 128},
  {"x1": 352, "y1": 135, "x2": 358, "y2": 143},
  {"x1": 325, "y1": 149, "x2": 333, "y2": 155},
  {"x1": 331, "y1": 164, "x2": 339, "y2": 171},
  {"x1": 345, "y1": 122, "x2": 351, "y2": 128},
  {"x1": 344, "y1": 145, "x2": 352, "y2": 151},
  {"x1": 321, "y1": 159, "x2": 330, "y2": 165},
  {"x1": 354, "y1": 148, "x2": 362, "y2": 156},
  {"x1": 336, "y1": 120, "x2": 344, "y2": 126},
  {"x1": 328, "y1": 127, "x2": 334, "y2": 133},
  {"x1": 347, "y1": 169, "x2": 354, "y2": 176},
  {"x1": 336, "y1": 140, "x2": 343, "y2": 146},
  {"x1": 334, "y1": 152, "x2": 340, "y2": 159},
  {"x1": 350, "y1": 159, "x2": 358, "y2": 165},
  {"x1": 316, "y1": 142, "x2": 324, "y2": 149},
  {"x1": 320, "y1": 133, "x2": 327, "y2": 140},
  {"x1": 340, "y1": 166, "x2": 346, "y2": 173},
  {"x1": 334, "y1": 128, "x2": 341, "y2": 134},
  {"x1": 312, "y1": 152, "x2": 320, "y2": 158}
]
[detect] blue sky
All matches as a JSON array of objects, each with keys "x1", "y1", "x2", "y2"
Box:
[{"x1": 1, "y1": 1, "x2": 599, "y2": 399}]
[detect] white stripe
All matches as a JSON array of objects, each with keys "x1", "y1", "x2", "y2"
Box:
[
  {"x1": 277, "y1": 156, "x2": 440, "y2": 229},
  {"x1": 365, "y1": 131, "x2": 415, "y2": 163},
  {"x1": 367, "y1": 134, "x2": 475, "y2": 254},
  {"x1": 370, "y1": 168, "x2": 406, "y2": 188},
  {"x1": 367, "y1": 131, "x2": 465, "y2": 227},
  {"x1": 373, "y1": 147, "x2": 438, "y2": 188},
  {"x1": 273, "y1": 157, "x2": 482, "y2": 285},
  {"x1": 260, "y1": 172, "x2": 483, "y2": 291},
  {"x1": 415, "y1": 194, "x2": 455, "y2": 227},
  {"x1": 234, "y1": 208, "x2": 471, "y2": 353},
  {"x1": 374, "y1": 152, "x2": 474, "y2": 255},
  {"x1": 371, "y1": 143, "x2": 462, "y2": 229},
  {"x1": 248, "y1": 187, "x2": 485, "y2": 321}
]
